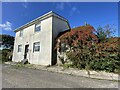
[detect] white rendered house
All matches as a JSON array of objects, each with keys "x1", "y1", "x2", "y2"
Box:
[{"x1": 12, "y1": 11, "x2": 70, "y2": 66}]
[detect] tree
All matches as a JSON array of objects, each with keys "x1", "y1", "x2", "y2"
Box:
[
  {"x1": 0, "y1": 34, "x2": 14, "y2": 49},
  {"x1": 96, "y1": 24, "x2": 116, "y2": 42}
]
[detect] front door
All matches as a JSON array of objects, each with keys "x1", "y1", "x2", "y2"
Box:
[{"x1": 24, "y1": 45, "x2": 29, "y2": 59}]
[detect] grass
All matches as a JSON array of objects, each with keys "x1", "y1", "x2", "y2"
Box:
[
  {"x1": 10, "y1": 62, "x2": 34, "y2": 69},
  {"x1": 63, "y1": 63, "x2": 74, "y2": 69},
  {"x1": 11, "y1": 63, "x2": 25, "y2": 69}
]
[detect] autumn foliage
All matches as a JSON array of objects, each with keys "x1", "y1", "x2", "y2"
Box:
[
  {"x1": 56, "y1": 25, "x2": 98, "y2": 48},
  {"x1": 56, "y1": 25, "x2": 120, "y2": 73}
]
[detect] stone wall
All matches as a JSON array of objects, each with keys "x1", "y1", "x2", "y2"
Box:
[{"x1": 56, "y1": 40, "x2": 71, "y2": 66}]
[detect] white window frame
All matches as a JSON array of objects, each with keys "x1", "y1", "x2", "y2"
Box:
[
  {"x1": 33, "y1": 42, "x2": 40, "y2": 52},
  {"x1": 19, "y1": 30, "x2": 23, "y2": 37},
  {"x1": 18, "y1": 45, "x2": 22, "y2": 52},
  {"x1": 35, "y1": 22, "x2": 41, "y2": 32}
]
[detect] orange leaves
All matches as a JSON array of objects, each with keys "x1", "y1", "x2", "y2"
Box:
[
  {"x1": 57, "y1": 25, "x2": 98, "y2": 48},
  {"x1": 97, "y1": 37, "x2": 119, "y2": 52},
  {"x1": 56, "y1": 25, "x2": 119, "y2": 55},
  {"x1": 56, "y1": 25, "x2": 119, "y2": 72}
]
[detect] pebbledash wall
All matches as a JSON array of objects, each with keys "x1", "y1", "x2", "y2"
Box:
[{"x1": 12, "y1": 11, "x2": 70, "y2": 66}]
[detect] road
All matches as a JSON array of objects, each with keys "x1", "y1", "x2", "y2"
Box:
[{"x1": 2, "y1": 64, "x2": 118, "y2": 88}]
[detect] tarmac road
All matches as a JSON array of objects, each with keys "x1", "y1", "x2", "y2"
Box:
[{"x1": 2, "y1": 64, "x2": 119, "y2": 88}]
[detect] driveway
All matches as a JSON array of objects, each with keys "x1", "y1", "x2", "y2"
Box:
[{"x1": 2, "y1": 64, "x2": 118, "y2": 88}]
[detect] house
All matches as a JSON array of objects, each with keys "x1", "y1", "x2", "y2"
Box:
[{"x1": 12, "y1": 11, "x2": 70, "y2": 66}]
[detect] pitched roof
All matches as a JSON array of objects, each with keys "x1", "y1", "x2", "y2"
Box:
[{"x1": 14, "y1": 11, "x2": 69, "y2": 32}]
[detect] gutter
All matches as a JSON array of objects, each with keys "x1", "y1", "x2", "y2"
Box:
[{"x1": 14, "y1": 11, "x2": 70, "y2": 32}]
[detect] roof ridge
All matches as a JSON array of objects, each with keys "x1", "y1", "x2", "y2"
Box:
[{"x1": 14, "y1": 11, "x2": 68, "y2": 32}]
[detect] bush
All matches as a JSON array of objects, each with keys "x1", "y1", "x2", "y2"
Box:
[
  {"x1": 65, "y1": 37, "x2": 120, "y2": 73},
  {"x1": 1, "y1": 49, "x2": 12, "y2": 62},
  {"x1": 66, "y1": 45, "x2": 120, "y2": 73},
  {"x1": 56, "y1": 25, "x2": 120, "y2": 73},
  {"x1": 66, "y1": 44, "x2": 97, "y2": 70}
]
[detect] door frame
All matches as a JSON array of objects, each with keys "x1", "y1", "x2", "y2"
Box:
[{"x1": 24, "y1": 44, "x2": 29, "y2": 59}]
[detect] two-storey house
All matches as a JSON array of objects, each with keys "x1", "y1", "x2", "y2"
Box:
[{"x1": 12, "y1": 11, "x2": 70, "y2": 66}]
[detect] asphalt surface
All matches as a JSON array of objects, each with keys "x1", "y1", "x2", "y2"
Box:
[{"x1": 2, "y1": 64, "x2": 119, "y2": 88}]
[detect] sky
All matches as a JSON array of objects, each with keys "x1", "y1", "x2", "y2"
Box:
[{"x1": 1, "y1": 2, "x2": 118, "y2": 37}]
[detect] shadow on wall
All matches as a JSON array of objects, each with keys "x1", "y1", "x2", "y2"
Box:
[{"x1": 52, "y1": 49, "x2": 57, "y2": 65}]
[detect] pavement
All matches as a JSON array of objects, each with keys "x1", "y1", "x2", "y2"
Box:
[
  {"x1": 2, "y1": 64, "x2": 119, "y2": 88},
  {"x1": 29, "y1": 64, "x2": 119, "y2": 81}
]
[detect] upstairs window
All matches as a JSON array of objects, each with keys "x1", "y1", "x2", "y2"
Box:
[
  {"x1": 19, "y1": 30, "x2": 23, "y2": 37},
  {"x1": 18, "y1": 45, "x2": 22, "y2": 52},
  {"x1": 35, "y1": 23, "x2": 41, "y2": 32},
  {"x1": 33, "y1": 42, "x2": 40, "y2": 52}
]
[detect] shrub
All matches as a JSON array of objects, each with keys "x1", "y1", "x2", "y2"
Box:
[
  {"x1": 66, "y1": 50, "x2": 120, "y2": 73},
  {"x1": 56, "y1": 25, "x2": 98, "y2": 50},
  {"x1": 2, "y1": 49, "x2": 12, "y2": 62},
  {"x1": 66, "y1": 39, "x2": 120, "y2": 73},
  {"x1": 66, "y1": 44, "x2": 97, "y2": 70},
  {"x1": 56, "y1": 25, "x2": 120, "y2": 73}
]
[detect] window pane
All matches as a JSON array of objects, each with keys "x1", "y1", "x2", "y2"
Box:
[
  {"x1": 34, "y1": 46, "x2": 40, "y2": 51},
  {"x1": 35, "y1": 24, "x2": 41, "y2": 32},
  {"x1": 19, "y1": 30, "x2": 23, "y2": 37},
  {"x1": 18, "y1": 45, "x2": 22, "y2": 52},
  {"x1": 33, "y1": 42, "x2": 40, "y2": 52},
  {"x1": 34, "y1": 42, "x2": 40, "y2": 46}
]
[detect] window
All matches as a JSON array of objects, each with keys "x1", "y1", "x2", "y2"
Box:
[
  {"x1": 18, "y1": 45, "x2": 22, "y2": 52},
  {"x1": 35, "y1": 23, "x2": 41, "y2": 32},
  {"x1": 33, "y1": 42, "x2": 40, "y2": 52},
  {"x1": 19, "y1": 30, "x2": 23, "y2": 37}
]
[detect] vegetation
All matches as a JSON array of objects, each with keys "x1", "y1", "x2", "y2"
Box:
[
  {"x1": 0, "y1": 34, "x2": 14, "y2": 62},
  {"x1": 96, "y1": 24, "x2": 116, "y2": 42},
  {"x1": 1, "y1": 49, "x2": 13, "y2": 62},
  {"x1": 0, "y1": 34, "x2": 14, "y2": 49},
  {"x1": 56, "y1": 24, "x2": 120, "y2": 73}
]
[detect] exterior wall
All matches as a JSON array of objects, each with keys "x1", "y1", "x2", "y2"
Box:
[
  {"x1": 52, "y1": 17, "x2": 70, "y2": 38},
  {"x1": 12, "y1": 13, "x2": 70, "y2": 66},
  {"x1": 12, "y1": 17, "x2": 52, "y2": 65},
  {"x1": 52, "y1": 16, "x2": 70, "y2": 65},
  {"x1": 12, "y1": 29, "x2": 27, "y2": 62}
]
